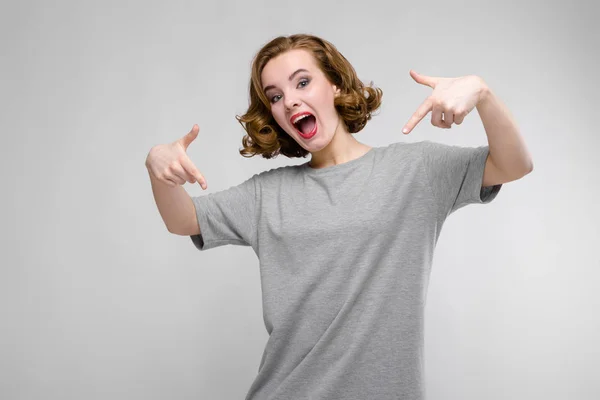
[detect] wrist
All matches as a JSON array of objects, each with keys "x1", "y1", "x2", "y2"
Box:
[{"x1": 476, "y1": 77, "x2": 491, "y2": 105}]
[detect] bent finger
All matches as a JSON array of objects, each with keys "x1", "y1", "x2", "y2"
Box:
[{"x1": 170, "y1": 163, "x2": 196, "y2": 184}]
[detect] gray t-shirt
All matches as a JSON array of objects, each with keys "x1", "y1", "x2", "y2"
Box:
[{"x1": 189, "y1": 140, "x2": 502, "y2": 400}]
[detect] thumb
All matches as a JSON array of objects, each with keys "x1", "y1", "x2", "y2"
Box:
[
  {"x1": 181, "y1": 124, "x2": 199, "y2": 150},
  {"x1": 410, "y1": 70, "x2": 437, "y2": 88}
]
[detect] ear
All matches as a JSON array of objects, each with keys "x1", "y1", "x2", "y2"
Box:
[{"x1": 333, "y1": 85, "x2": 341, "y2": 97}]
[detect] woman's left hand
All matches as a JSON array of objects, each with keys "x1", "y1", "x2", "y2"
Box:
[{"x1": 402, "y1": 70, "x2": 488, "y2": 134}]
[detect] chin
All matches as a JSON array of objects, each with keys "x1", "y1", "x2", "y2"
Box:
[{"x1": 304, "y1": 137, "x2": 331, "y2": 153}]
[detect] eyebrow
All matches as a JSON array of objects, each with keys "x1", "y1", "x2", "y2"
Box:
[{"x1": 263, "y1": 68, "x2": 310, "y2": 93}]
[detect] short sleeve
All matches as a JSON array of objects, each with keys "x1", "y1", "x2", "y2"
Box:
[
  {"x1": 189, "y1": 173, "x2": 258, "y2": 251},
  {"x1": 419, "y1": 140, "x2": 502, "y2": 217}
]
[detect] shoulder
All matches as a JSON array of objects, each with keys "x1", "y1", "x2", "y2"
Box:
[
  {"x1": 380, "y1": 140, "x2": 428, "y2": 163},
  {"x1": 253, "y1": 163, "x2": 304, "y2": 185},
  {"x1": 386, "y1": 140, "x2": 428, "y2": 152}
]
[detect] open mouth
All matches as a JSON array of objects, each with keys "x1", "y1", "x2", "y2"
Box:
[{"x1": 293, "y1": 114, "x2": 317, "y2": 138}]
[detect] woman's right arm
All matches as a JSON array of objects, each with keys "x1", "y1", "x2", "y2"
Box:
[
  {"x1": 147, "y1": 168, "x2": 200, "y2": 235},
  {"x1": 145, "y1": 124, "x2": 208, "y2": 235}
]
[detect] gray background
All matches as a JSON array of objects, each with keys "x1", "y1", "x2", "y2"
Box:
[{"x1": 2, "y1": 0, "x2": 598, "y2": 399}]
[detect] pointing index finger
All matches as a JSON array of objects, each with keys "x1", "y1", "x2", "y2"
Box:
[
  {"x1": 180, "y1": 155, "x2": 207, "y2": 189},
  {"x1": 403, "y1": 98, "x2": 433, "y2": 134}
]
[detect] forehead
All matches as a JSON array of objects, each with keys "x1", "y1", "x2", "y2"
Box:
[{"x1": 261, "y1": 49, "x2": 318, "y2": 84}]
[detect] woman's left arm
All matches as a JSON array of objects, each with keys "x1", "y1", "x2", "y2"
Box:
[
  {"x1": 476, "y1": 80, "x2": 534, "y2": 180},
  {"x1": 402, "y1": 71, "x2": 534, "y2": 185}
]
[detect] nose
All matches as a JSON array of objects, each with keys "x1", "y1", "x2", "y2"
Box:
[{"x1": 284, "y1": 94, "x2": 301, "y2": 112}]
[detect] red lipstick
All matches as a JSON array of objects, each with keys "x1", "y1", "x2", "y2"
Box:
[{"x1": 290, "y1": 111, "x2": 317, "y2": 139}]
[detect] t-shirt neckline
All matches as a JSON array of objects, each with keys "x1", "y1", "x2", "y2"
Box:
[{"x1": 301, "y1": 147, "x2": 377, "y2": 176}]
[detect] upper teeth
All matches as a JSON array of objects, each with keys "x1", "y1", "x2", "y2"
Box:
[{"x1": 293, "y1": 114, "x2": 311, "y2": 124}]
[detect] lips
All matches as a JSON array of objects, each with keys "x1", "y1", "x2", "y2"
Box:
[
  {"x1": 289, "y1": 111, "x2": 318, "y2": 139},
  {"x1": 289, "y1": 111, "x2": 314, "y2": 126}
]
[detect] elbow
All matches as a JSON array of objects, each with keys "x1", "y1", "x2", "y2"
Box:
[{"x1": 166, "y1": 224, "x2": 182, "y2": 235}]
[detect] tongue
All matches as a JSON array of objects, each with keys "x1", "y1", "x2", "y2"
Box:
[{"x1": 297, "y1": 115, "x2": 316, "y2": 134}]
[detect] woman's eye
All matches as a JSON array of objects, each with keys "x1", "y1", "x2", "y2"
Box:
[{"x1": 270, "y1": 79, "x2": 310, "y2": 104}]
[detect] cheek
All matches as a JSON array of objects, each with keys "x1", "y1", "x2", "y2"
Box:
[
  {"x1": 273, "y1": 110, "x2": 294, "y2": 134},
  {"x1": 271, "y1": 109, "x2": 284, "y2": 126},
  {"x1": 317, "y1": 94, "x2": 337, "y2": 120}
]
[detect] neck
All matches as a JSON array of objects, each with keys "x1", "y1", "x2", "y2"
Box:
[{"x1": 308, "y1": 118, "x2": 371, "y2": 169}]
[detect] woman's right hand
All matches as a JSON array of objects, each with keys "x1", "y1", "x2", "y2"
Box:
[{"x1": 145, "y1": 124, "x2": 207, "y2": 189}]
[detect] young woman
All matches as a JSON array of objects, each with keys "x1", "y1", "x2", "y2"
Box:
[{"x1": 146, "y1": 33, "x2": 532, "y2": 400}]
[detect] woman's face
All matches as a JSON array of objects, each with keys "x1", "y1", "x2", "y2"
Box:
[{"x1": 261, "y1": 49, "x2": 341, "y2": 151}]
